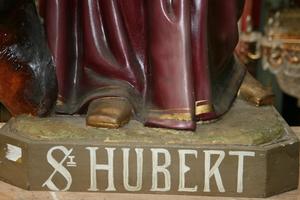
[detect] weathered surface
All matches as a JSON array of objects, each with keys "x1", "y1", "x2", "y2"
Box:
[
  {"x1": 0, "y1": 99, "x2": 298, "y2": 198},
  {"x1": 5, "y1": 100, "x2": 284, "y2": 146}
]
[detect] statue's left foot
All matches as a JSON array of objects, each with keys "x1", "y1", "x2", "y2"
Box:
[
  {"x1": 239, "y1": 72, "x2": 274, "y2": 106},
  {"x1": 86, "y1": 97, "x2": 133, "y2": 128}
]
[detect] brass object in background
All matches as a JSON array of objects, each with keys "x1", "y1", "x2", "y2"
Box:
[{"x1": 238, "y1": 9, "x2": 300, "y2": 104}]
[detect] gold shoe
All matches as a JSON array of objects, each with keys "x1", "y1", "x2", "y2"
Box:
[
  {"x1": 86, "y1": 97, "x2": 132, "y2": 128},
  {"x1": 239, "y1": 72, "x2": 274, "y2": 106}
]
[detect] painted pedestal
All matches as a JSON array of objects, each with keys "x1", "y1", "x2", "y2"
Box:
[{"x1": 0, "y1": 99, "x2": 298, "y2": 198}]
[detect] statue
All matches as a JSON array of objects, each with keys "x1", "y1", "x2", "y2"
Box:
[
  {"x1": 0, "y1": 0, "x2": 57, "y2": 118},
  {"x1": 0, "y1": 0, "x2": 272, "y2": 129},
  {"x1": 0, "y1": 0, "x2": 298, "y2": 198},
  {"x1": 37, "y1": 0, "x2": 246, "y2": 131}
]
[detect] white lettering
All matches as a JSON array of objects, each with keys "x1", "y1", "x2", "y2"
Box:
[
  {"x1": 150, "y1": 148, "x2": 171, "y2": 192},
  {"x1": 122, "y1": 148, "x2": 144, "y2": 191},
  {"x1": 86, "y1": 147, "x2": 116, "y2": 192},
  {"x1": 178, "y1": 149, "x2": 198, "y2": 192},
  {"x1": 203, "y1": 150, "x2": 225, "y2": 193},
  {"x1": 229, "y1": 151, "x2": 255, "y2": 193},
  {"x1": 42, "y1": 146, "x2": 73, "y2": 191}
]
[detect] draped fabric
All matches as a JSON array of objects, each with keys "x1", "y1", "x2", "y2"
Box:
[{"x1": 39, "y1": 0, "x2": 245, "y2": 130}]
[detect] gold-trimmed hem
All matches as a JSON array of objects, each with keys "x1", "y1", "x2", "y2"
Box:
[
  {"x1": 195, "y1": 103, "x2": 213, "y2": 115},
  {"x1": 148, "y1": 112, "x2": 192, "y2": 121}
]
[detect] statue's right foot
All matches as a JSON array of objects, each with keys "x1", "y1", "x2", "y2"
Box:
[{"x1": 86, "y1": 97, "x2": 133, "y2": 129}]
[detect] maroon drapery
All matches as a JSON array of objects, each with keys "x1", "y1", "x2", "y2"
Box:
[{"x1": 39, "y1": 0, "x2": 245, "y2": 130}]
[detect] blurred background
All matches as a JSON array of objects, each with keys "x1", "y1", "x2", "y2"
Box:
[{"x1": 236, "y1": 0, "x2": 300, "y2": 125}]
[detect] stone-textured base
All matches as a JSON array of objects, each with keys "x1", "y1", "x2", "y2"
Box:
[{"x1": 0, "y1": 100, "x2": 298, "y2": 198}]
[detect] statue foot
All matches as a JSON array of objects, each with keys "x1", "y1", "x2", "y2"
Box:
[
  {"x1": 86, "y1": 97, "x2": 133, "y2": 128},
  {"x1": 239, "y1": 72, "x2": 274, "y2": 106}
]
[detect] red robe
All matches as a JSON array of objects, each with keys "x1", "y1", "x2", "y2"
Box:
[{"x1": 39, "y1": 0, "x2": 245, "y2": 130}]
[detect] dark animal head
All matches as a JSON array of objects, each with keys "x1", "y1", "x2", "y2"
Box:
[{"x1": 0, "y1": 0, "x2": 57, "y2": 117}]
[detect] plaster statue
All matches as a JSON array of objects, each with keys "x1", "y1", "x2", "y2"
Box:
[
  {"x1": 0, "y1": 0, "x2": 57, "y2": 118},
  {"x1": 38, "y1": 0, "x2": 245, "y2": 131}
]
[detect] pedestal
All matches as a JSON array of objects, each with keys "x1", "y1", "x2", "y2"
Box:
[{"x1": 0, "y1": 100, "x2": 298, "y2": 198}]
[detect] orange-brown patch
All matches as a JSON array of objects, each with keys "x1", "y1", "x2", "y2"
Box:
[{"x1": 0, "y1": 58, "x2": 38, "y2": 116}]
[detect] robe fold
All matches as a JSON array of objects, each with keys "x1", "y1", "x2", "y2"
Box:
[{"x1": 39, "y1": 0, "x2": 245, "y2": 130}]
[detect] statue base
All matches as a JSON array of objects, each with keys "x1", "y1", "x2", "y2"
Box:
[{"x1": 0, "y1": 100, "x2": 298, "y2": 198}]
